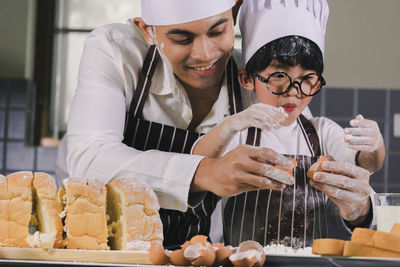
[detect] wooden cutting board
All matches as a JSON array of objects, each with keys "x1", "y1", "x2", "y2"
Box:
[{"x1": 0, "y1": 247, "x2": 152, "y2": 265}]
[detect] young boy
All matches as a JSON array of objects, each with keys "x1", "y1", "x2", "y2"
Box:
[{"x1": 193, "y1": 0, "x2": 385, "y2": 247}]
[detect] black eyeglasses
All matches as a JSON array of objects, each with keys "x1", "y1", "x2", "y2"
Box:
[{"x1": 253, "y1": 71, "x2": 326, "y2": 97}]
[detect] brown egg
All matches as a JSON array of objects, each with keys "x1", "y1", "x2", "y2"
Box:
[
  {"x1": 149, "y1": 242, "x2": 170, "y2": 265},
  {"x1": 170, "y1": 248, "x2": 191, "y2": 266},
  {"x1": 213, "y1": 243, "x2": 233, "y2": 267},
  {"x1": 193, "y1": 245, "x2": 216, "y2": 266},
  {"x1": 229, "y1": 240, "x2": 266, "y2": 267}
]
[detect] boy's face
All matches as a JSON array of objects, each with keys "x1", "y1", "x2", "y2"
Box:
[{"x1": 240, "y1": 61, "x2": 318, "y2": 126}]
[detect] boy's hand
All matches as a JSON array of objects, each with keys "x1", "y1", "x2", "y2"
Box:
[
  {"x1": 224, "y1": 103, "x2": 287, "y2": 137},
  {"x1": 344, "y1": 114, "x2": 383, "y2": 153},
  {"x1": 309, "y1": 160, "x2": 372, "y2": 223}
]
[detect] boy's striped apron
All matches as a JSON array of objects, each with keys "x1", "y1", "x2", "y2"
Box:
[{"x1": 223, "y1": 115, "x2": 329, "y2": 248}]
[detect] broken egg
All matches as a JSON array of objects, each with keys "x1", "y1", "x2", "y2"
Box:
[
  {"x1": 213, "y1": 243, "x2": 233, "y2": 266},
  {"x1": 184, "y1": 241, "x2": 216, "y2": 266},
  {"x1": 229, "y1": 240, "x2": 266, "y2": 267},
  {"x1": 149, "y1": 242, "x2": 170, "y2": 265}
]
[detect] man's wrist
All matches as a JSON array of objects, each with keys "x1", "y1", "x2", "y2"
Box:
[{"x1": 190, "y1": 157, "x2": 212, "y2": 193}]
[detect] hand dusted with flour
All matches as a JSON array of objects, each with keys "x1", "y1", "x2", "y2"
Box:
[
  {"x1": 344, "y1": 114, "x2": 385, "y2": 173},
  {"x1": 310, "y1": 161, "x2": 372, "y2": 223},
  {"x1": 345, "y1": 114, "x2": 383, "y2": 153}
]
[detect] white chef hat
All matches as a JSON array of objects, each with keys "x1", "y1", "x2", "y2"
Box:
[
  {"x1": 240, "y1": 0, "x2": 329, "y2": 65},
  {"x1": 141, "y1": 0, "x2": 236, "y2": 26}
]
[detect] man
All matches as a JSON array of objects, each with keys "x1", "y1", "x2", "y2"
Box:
[{"x1": 62, "y1": 0, "x2": 295, "y2": 248}]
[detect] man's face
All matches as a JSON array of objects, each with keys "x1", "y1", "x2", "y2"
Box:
[
  {"x1": 254, "y1": 62, "x2": 317, "y2": 126},
  {"x1": 153, "y1": 10, "x2": 234, "y2": 91}
]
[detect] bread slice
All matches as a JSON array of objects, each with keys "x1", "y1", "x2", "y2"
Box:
[
  {"x1": 391, "y1": 223, "x2": 400, "y2": 235},
  {"x1": 26, "y1": 172, "x2": 64, "y2": 248},
  {"x1": 371, "y1": 230, "x2": 400, "y2": 254},
  {"x1": 351, "y1": 227, "x2": 400, "y2": 254},
  {"x1": 312, "y1": 238, "x2": 344, "y2": 256},
  {"x1": 275, "y1": 158, "x2": 298, "y2": 176},
  {"x1": 7, "y1": 171, "x2": 33, "y2": 247},
  {"x1": 350, "y1": 227, "x2": 376, "y2": 246},
  {"x1": 307, "y1": 156, "x2": 329, "y2": 179},
  {"x1": 106, "y1": 177, "x2": 163, "y2": 251},
  {"x1": 343, "y1": 241, "x2": 400, "y2": 258},
  {"x1": 62, "y1": 178, "x2": 109, "y2": 250}
]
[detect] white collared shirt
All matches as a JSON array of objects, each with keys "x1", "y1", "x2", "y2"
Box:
[{"x1": 64, "y1": 20, "x2": 249, "y2": 212}]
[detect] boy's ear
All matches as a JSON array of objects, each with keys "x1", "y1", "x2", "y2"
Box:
[
  {"x1": 133, "y1": 18, "x2": 154, "y2": 45},
  {"x1": 238, "y1": 69, "x2": 255, "y2": 91}
]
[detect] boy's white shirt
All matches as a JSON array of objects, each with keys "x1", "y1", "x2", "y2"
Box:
[{"x1": 221, "y1": 116, "x2": 357, "y2": 163}]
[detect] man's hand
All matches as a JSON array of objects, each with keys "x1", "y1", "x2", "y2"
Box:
[
  {"x1": 310, "y1": 160, "x2": 372, "y2": 223},
  {"x1": 192, "y1": 145, "x2": 295, "y2": 196},
  {"x1": 344, "y1": 114, "x2": 383, "y2": 153}
]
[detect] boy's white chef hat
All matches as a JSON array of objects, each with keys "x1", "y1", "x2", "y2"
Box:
[
  {"x1": 240, "y1": 0, "x2": 329, "y2": 65},
  {"x1": 141, "y1": 0, "x2": 236, "y2": 26}
]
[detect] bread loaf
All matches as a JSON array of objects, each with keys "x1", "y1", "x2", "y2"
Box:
[
  {"x1": 311, "y1": 238, "x2": 344, "y2": 256},
  {"x1": 1, "y1": 172, "x2": 164, "y2": 251},
  {"x1": 307, "y1": 156, "x2": 329, "y2": 179},
  {"x1": 106, "y1": 177, "x2": 163, "y2": 251},
  {"x1": 3, "y1": 172, "x2": 33, "y2": 247},
  {"x1": 62, "y1": 178, "x2": 109, "y2": 250},
  {"x1": 27, "y1": 172, "x2": 64, "y2": 248},
  {"x1": 0, "y1": 174, "x2": 10, "y2": 247},
  {"x1": 343, "y1": 241, "x2": 400, "y2": 258}
]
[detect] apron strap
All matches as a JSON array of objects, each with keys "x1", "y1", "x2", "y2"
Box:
[
  {"x1": 245, "y1": 127, "x2": 261, "y2": 146},
  {"x1": 123, "y1": 45, "x2": 160, "y2": 145},
  {"x1": 128, "y1": 45, "x2": 160, "y2": 119},
  {"x1": 297, "y1": 114, "x2": 321, "y2": 157},
  {"x1": 227, "y1": 57, "x2": 243, "y2": 114}
]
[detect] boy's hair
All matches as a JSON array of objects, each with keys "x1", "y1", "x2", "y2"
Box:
[{"x1": 245, "y1": 35, "x2": 324, "y2": 76}]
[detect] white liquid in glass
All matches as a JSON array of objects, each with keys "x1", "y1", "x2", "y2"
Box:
[{"x1": 376, "y1": 206, "x2": 400, "y2": 232}]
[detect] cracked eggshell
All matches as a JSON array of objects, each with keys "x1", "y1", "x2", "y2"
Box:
[
  {"x1": 184, "y1": 242, "x2": 216, "y2": 267},
  {"x1": 229, "y1": 240, "x2": 266, "y2": 267},
  {"x1": 170, "y1": 248, "x2": 191, "y2": 266},
  {"x1": 181, "y1": 240, "x2": 193, "y2": 250},
  {"x1": 213, "y1": 243, "x2": 233, "y2": 267},
  {"x1": 149, "y1": 242, "x2": 170, "y2": 265}
]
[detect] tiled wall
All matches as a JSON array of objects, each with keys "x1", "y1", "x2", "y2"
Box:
[
  {"x1": 0, "y1": 79, "x2": 399, "y2": 192},
  {"x1": 309, "y1": 88, "x2": 400, "y2": 193},
  {"x1": 0, "y1": 79, "x2": 59, "y2": 185}
]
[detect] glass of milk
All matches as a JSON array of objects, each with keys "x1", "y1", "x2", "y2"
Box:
[{"x1": 374, "y1": 193, "x2": 400, "y2": 232}]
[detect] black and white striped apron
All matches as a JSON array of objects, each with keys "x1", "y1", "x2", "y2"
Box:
[
  {"x1": 223, "y1": 114, "x2": 329, "y2": 248},
  {"x1": 122, "y1": 45, "x2": 243, "y2": 248}
]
